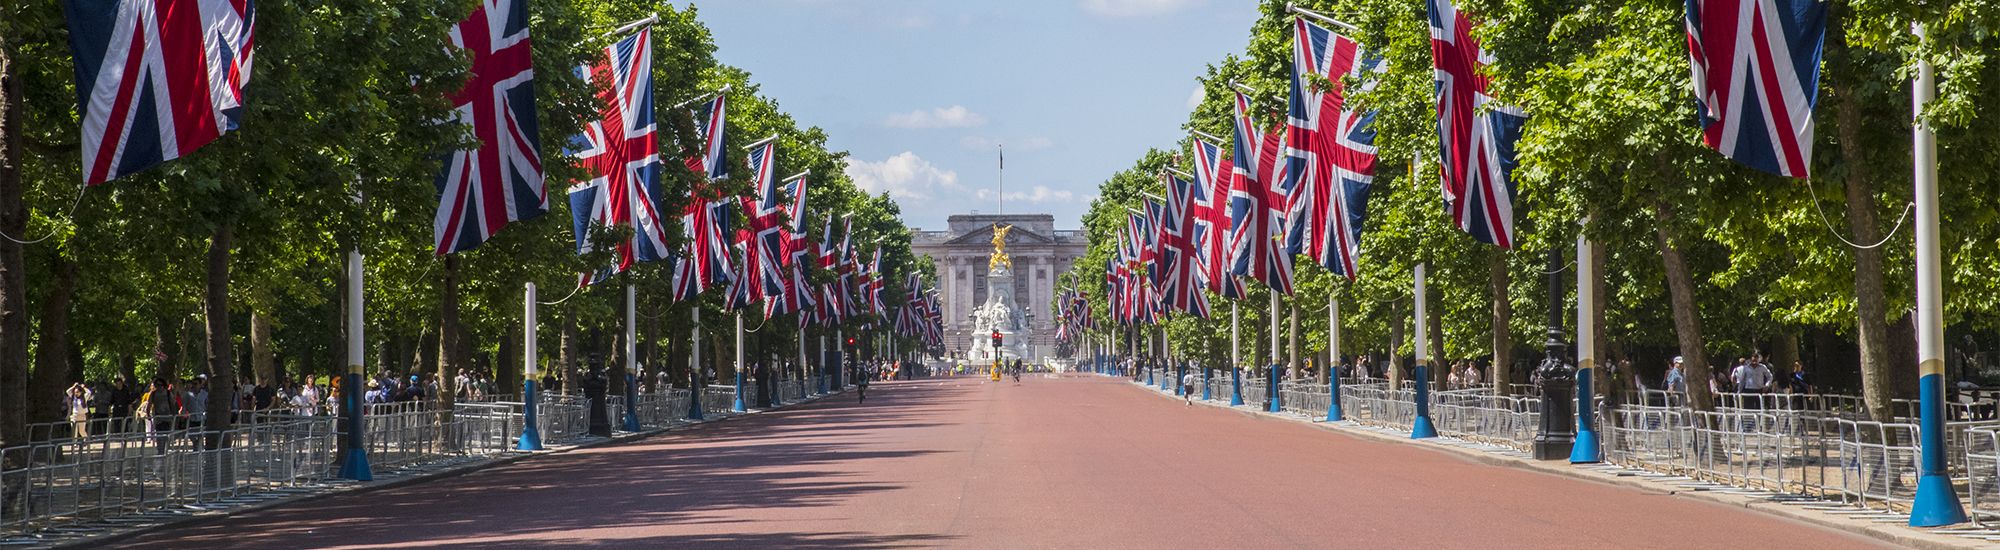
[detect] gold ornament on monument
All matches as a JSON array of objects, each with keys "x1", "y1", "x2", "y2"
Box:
[{"x1": 989, "y1": 224, "x2": 1013, "y2": 272}]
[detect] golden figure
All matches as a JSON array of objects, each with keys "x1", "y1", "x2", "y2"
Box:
[{"x1": 989, "y1": 224, "x2": 1014, "y2": 271}]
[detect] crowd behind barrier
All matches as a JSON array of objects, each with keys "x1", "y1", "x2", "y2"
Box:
[
  {"x1": 1113, "y1": 362, "x2": 2000, "y2": 521},
  {"x1": 2, "y1": 377, "x2": 844, "y2": 538}
]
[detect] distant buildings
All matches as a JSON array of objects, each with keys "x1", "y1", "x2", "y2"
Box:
[{"x1": 909, "y1": 214, "x2": 1088, "y2": 361}]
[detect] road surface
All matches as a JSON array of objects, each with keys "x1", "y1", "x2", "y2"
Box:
[{"x1": 110, "y1": 375, "x2": 1887, "y2": 549}]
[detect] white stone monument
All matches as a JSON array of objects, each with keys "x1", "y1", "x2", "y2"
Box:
[{"x1": 969, "y1": 225, "x2": 1027, "y2": 362}]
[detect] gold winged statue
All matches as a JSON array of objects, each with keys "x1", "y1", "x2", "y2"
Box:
[{"x1": 989, "y1": 224, "x2": 1013, "y2": 271}]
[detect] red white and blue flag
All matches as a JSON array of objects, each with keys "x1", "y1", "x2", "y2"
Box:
[
  {"x1": 569, "y1": 27, "x2": 666, "y2": 286},
  {"x1": 1160, "y1": 170, "x2": 1210, "y2": 317},
  {"x1": 783, "y1": 175, "x2": 817, "y2": 323},
  {"x1": 1286, "y1": 18, "x2": 1383, "y2": 280},
  {"x1": 1226, "y1": 91, "x2": 1294, "y2": 295},
  {"x1": 1684, "y1": 0, "x2": 1825, "y2": 178},
  {"x1": 672, "y1": 93, "x2": 736, "y2": 301},
  {"x1": 1189, "y1": 135, "x2": 1246, "y2": 300},
  {"x1": 741, "y1": 138, "x2": 795, "y2": 317},
  {"x1": 63, "y1": 0, "x2": 256, "y2": 185},
  {"x1": 1430, "y1": 0, "x2": 1526, "y2": 249},
  {"x1": 433, "y1": 0, "x2": 546, "y2": 255}
]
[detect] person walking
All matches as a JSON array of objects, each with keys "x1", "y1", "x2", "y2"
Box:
[
  {"x1": 66, "y1": 383, "x2": 93, "y2": 443},
  {"x1": 1181, "y1": 369, "x2": 1196, "y2": 405}
]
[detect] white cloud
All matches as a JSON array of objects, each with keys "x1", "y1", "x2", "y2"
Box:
[
  {"x1": 1186, "y1": 86, "x2": 1205, "y2": 108},
  {"x1": 1080, "y1": 0, "x2": 1205, "y2": 17},
  {"x1": 960, "y1": 136, "x2": 1055, "y2": 152},
  {"x1": 843, "y1": 152, "x2": 961, "y2": 200},
  {"x1": 882, "y1": 105, "x2": 988, "y2": 129},
  {"x1": 977, "y1": 185, "x2": 1076, "y2": 203},
  {"x1": 885, "y1": 14, "x2": 932, "y2": 29}
]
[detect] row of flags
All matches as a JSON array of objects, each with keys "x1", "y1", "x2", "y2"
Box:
[
  {"x1": 1088, "y1": 0, "x2": 1827, "y2": 329},
  {"x1": 52, "y1": 0, "x2": 1828, "y2": 339}
]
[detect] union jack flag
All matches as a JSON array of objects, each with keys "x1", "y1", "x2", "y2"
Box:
[
  {"x1": 63, "y1": 0, "x2": 255, "y2": 185},
  {"x1": 1226, "y1": 91, "x2": 1294, "y2": 295},
  {"x1": 672, "y1": 188, "x2": 735, "y2": 301},
  {"x1": 741, "y1": 138, "x2": 794, "y2": 316},
  {"x1": 1684, "y1": 0, "x2": 1826, "y2": 178},
  {"x1": 683, "y1": 94, "x2": 730, "y2": 180},
  {"x1": 672, "y1": 93, "x2": 735, "y2": 301},
  {"x1": 433, "y1": 0, "x2": 546, "y2": 255},
  {"x1": 865, "y1": 247, "x2": 887, "y2": 315},
  {"x1": 1286, "y1": 19, "x2": 1384, "y2": 280},
  {"x1": 1189, "y1": 135, "x2": 1246, "y2": 299},
  {"x1": 722, "y1": 241, "x2": 754, "y2": 311},
  {"x1": 569, "y1": 28, "x2": 666, "y2": 286},
  {"x1": 1160, "y1": 170, "x2": 1210, "y2": 317},
  {"x1": 783, "y1": 176, "x2": 817, "y2": 323},
  {"x1": 1431, "y1": 0, "x2": 1526, "y2": 249}
]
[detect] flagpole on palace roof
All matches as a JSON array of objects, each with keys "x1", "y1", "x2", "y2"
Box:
[
  {"x1": 1285, "y1": 3, "x2": 1360, "y2": 33},
  {"x1": 997, "y1": 144, "x2": 1005, "y2": 215}
]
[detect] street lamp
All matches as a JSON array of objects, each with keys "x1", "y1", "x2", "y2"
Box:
[{"x1": 1532, "y1": 249, "x2": 1577, "y2": 460}]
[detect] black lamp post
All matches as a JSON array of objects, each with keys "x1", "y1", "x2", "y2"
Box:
[{"x1": 1532, "y1": 249, "x2": 1577, "y2": 459}]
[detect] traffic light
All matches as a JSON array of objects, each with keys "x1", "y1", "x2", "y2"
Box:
[
  {"x1": 990, "y1": 330, "x2": 1002, "y2": 348},
  {"x1": 846, "y1": 337, "x2": 857, "y2": 347}
]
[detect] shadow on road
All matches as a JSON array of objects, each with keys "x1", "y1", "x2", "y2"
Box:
[{"x1": 107, "y1": 379, "x2": 979, "y2": 549}]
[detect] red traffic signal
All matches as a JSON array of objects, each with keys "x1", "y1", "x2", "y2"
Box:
[{"x1": 846, "y1": 337, "x2": 857, "y2": 347}]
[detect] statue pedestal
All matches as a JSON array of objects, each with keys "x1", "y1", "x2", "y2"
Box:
[{"x1": 968, "y1": 263, "x2": 1027, "y2": 363}]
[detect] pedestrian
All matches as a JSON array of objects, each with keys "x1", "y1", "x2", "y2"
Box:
[
  {"x1": 138, "y1": 378, "x2": 176, "y2": 455},
  {"x1": 1663, "y1": 356, "x2": 1687, "y2": 396},
  {"x1": 1789, "y1": 361, "x2": 1813, "y2": 395},
  {"x1": 1181, "y1": 369, "x2": 1196, "y2": 405},
  {"x1": 1464, "y1": 362, "x2": 1483, "y2": 388},
  {"x1": 66, "y1": 383, "x2": 92, "y2": 441}
]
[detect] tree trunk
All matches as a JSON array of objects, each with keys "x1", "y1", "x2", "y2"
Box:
[
  {"x1": 1653, "y1": 200, "x2": 1714, "y2": 411},
  {"x1": 1387, "y1": 300, "x2": 1405, "y2": 387},
  {"x1": 251, "y1": 310, "x2": 275, "y2": 386},
  {"x1": 26, "y1": 254, "x2": 77, "y2": 429},
  {"x1": 437, "y1": 256, "x2": 462, "y2": 445},
  {"x1": 497, "y1": 320, "x2": 518, "y2": 395},
  {"x1": 1491, "y1": 250, "x2": 1512, "y2": 395},
  {"x1": 1429, "y1": 286, "x2": 1445, "y2": 388},
  {"x1": 1588, "y1": 238, "x2": 1610, "y2": 398},
  {"x1": 1832, "y1": 77, "x2": 1896, "y2": 422},
  {"x1": 203, "y1": 225, "x2": 237, "y2": 443},
  {"x1": 1287, "y1": 302, "x2": 1300, "y2": 379},
  {"x1": 560, "y1": 308, "x2": 578, "y2": 393},
  {"x1": 0, "y1": 37, "x2": 30, "y2": 465}
]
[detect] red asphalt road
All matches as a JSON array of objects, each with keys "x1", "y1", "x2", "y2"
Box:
[{"x1": 111, "y1": 376, "x2": 1887, "y2": 549}]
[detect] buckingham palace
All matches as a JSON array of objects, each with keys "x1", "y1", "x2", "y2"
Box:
[{"x1": 909, "y1": 213, "x2": 1089, "y2": 361}]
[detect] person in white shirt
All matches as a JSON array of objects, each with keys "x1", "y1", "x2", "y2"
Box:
[
  {"x1": 1730, "y1": 353, "x2": 1776, "y2": 410},
  {"x1": 1181, "y1": 370, "x2": 1196, "y2": 405}
]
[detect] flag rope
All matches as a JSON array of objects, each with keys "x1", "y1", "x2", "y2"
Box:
[{"x1": 0, "y1": 183, "x2": 87, "y2": 245}]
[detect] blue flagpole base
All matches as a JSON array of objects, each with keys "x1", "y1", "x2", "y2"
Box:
[
  {"x1": 339, "y1": 449, "x2": 372, "y2": 481},
  {"x1": 1325, "y1": 404, "x2": 1343, "y2": 422},
  {"x1": 1230, "y1": 368, "x2": 1244, "y2": 407},
  {"x1": 688, "y1": 387, "x2": 706, "y2": 421},
  {"x1": 733, "y1": 372, "x2": 748, "y2": 413},
  {"x1": 1911, "y1": 474, "x2": 1969, "y2": 527},
  {"x1": 1569, "y1": 429, "x2": 1601, "y2": 463},
  {"x1": 1411, "y1": 416, "x2": 1438, "y2": 439},
  {"x1": 622, "y1": 410, "x2": 642, "y2": 432},
  {"x1": 518, "y1": 380, "x2": 547, "y2": 451}
]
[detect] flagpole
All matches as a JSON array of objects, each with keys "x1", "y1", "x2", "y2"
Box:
[
  {"x1": 1268, "y1": 285, "x2": 1281, "y2": 413},
  {"x1": 601, "y1": 12, "x2": 659, "y2": 39},
  {"x1": 338, "y1": 245, "x2": 372, "y2": 480},
  {"x1": 1909, "y1": 23, "x2": 1968, "y2": 527},
  {"x1": 1326, "y1": 288, "x2": 1343, "y2": 421},
  {"x1": 1412, "y1": 263, "x2": 1438, "y2": 438},
  {"x1": 1190, "y1": 130, "x2": 1225, "y2": 145},
  {"x1": 518, "y1": 283, "x2": 545, "y2": 450},
  {"x1": 669, "y1": 84, "x2": 732, "y2": 110},
  {"x1": 997, "y1": 144, "x2": 1005, "y2": 215},
  {"x1": 1285, "y1": 3, "x2": 1361, "y2": 33},
  {"x1": 622, "y1": 284, "x2": 642, "y2": 431}
]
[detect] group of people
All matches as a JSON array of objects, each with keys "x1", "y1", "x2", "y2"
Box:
[{"x1": 1659, "y1": 352, "x2": 1814, "y2": 397}]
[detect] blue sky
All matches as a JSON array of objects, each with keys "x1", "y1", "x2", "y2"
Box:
[{"x1": 694, "y1": 0, "x2": 1259, "y2": 232}]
